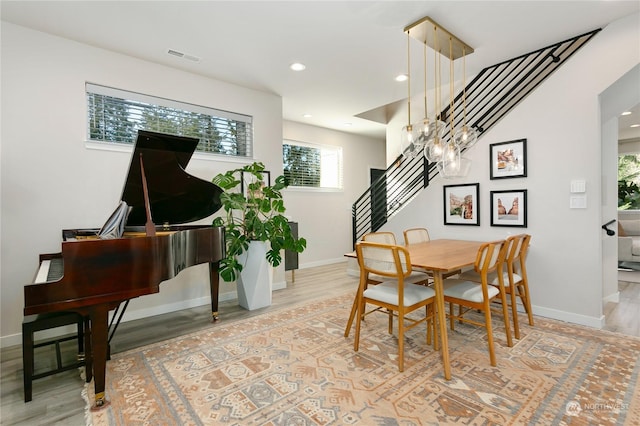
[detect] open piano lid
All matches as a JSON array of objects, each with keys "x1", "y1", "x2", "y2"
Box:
[{"x1": 122, "y1": 130, "x2": 223, "y2": 226}]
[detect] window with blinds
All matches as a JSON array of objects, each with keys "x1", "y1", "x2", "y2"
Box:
[
  {"x1": 283, "y1": 140, "x2": 343, "y2": 190},
  {"x1": 86, "y1": 83, "x2": 253, "y2": 157}
]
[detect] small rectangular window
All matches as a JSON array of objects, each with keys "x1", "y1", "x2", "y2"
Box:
[
  {"x1": 86, "y1": 83, "x2": 253, "y2": 157},
  {"x1": 283, "y1": 140, "x2": 343, "y2": 190}
]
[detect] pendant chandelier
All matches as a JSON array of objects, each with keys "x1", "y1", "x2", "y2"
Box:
[{"x1": 401, "y1": 16, "x2": 476, "y2": 177}]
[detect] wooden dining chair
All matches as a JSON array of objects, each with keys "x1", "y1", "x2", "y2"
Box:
[
  {"x1": 353, "y1": 241, "x2": 438, "y2": 372},
  {"x1": 443, "y1": 240, "x2": 512, "y2": 366},
  {"x1": 364, "y1": 232, "x2": 430, "y2": 285},
  {"x1": 502, "y1": 234, "x2": 533, "y2": 337},
  {"x1": 363, "y1": 231, "x2": 397, "y2": 245},
  {"x1": 344, "y1": 231, "x2": 431, "y2": 337},
  {"x1": 403, "y1": 228, "x2": 430, "y2": 245},
  {"x1": 458, "y1": 234, "x2": 533, "y2": 339},
  {"x1": 403, "y1": 228, "x2": 460, "y2": 280}
]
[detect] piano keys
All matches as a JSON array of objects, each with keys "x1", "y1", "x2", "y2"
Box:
[
  {"x1": 33, "y1": 258, "x2": 62, "y2": 283},
  {"x1": 24, "y1": 131, "x2": 225, "y2": 408}
]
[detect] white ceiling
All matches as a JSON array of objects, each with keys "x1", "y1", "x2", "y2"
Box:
[{"x1": 2, "y1": 1, "x2": 639, "y2": 140}]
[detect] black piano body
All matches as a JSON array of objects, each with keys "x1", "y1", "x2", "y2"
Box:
[{"x1": 23, "y1": 131, "x2": 225, "y2": 408}]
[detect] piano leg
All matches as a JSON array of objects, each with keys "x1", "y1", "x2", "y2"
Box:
[
  {"x1": 88, "y1": 305, "x2": 110, "y2": 409},
  {"x1": 209, "y1": 262, "x2": 220, "y2": 321},
  {"x1": 84, "y1": 316, "x2": 93, "y2": 383}
]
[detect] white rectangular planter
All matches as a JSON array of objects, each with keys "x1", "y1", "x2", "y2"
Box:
[{"x1": 236, "y1": 241, "x2": 273, "y2": 310}]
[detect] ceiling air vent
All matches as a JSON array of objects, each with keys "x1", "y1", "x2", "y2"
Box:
[{"x1": 167, "y1": 49, "x2": 201, "y2": 63}]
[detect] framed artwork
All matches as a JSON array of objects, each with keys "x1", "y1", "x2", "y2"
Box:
[
  {"x1": 490, "y1": 189, "x2": 527, "y2": 227},
  {"x1": 241, "y1": 170, "x2": 271, "y2": 199},
  {"x1": 443, "y1": 183, "x2": 480, "y2": 226},
  {"x1": 490, "y1": 138, "x2": 527, "y2": 179}
]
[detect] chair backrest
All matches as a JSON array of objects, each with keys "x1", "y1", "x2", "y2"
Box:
[
  {"x1": 475, "y1": 240, "x2": 508, "y2": 277},
  {"x1": 362, "y1": 231, "x2": 397, "y2": 245},
  {"x1": 403, "y1": 228, "x2": 430, "y2": 245},
  {"x1": 506, "y1": 234, "x2": 531, "y2": 274},
  {"x1": 356, "y1": 241, "x2": 411, "y2": 279}
]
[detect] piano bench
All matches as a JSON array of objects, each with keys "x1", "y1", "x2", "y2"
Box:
[{"x1": 22, "y1": 312, "x2": 86, "y2": 402}]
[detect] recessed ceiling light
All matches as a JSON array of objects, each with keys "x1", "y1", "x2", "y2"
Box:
[
  {"x1": 622, "y1": 111, "x2": 632, "y2": 116},
  {"x1": 631, "y1": 124, "x2": 640, "y2": 128},
  {"x1": 303, "y1": 113, "x2": 312, "y2": 118},
  {"x1": 290, "y1": 62, "x2": 306, "y2": 71},
  {"x1": 395, "y1": 74, "x2": 408, "y2": 82},
  {"x1": 344, "y1": 122, "x2": 353, "y2": 127}
]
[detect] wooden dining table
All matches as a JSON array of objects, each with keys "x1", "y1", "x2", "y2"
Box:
[{"x1": 345, "y1": 238, "x2": 484, "y2": 380}]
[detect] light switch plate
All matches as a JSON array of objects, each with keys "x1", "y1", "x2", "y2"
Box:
[
  {"x1": 570, "y1": 195, "x2": 587, "y2": 208},
  {"x1": 570, "y1": 180, "x2": 586, "y2": 193}
]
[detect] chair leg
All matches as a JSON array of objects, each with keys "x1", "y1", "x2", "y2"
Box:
[
  {"x1": 354, "y1": 296, "x2": 364, "y2": 352},
  {"x1": 499, "y1": 291, "x2": 513, "y2": 348},
  {"x1": 509, "y1": 288, "x2": 520, "y2": 340},
  {"x1": 428, "y1": 303, "x2": 438, "y2": 351},
  {"x1": 344, "y1": 293, "x2": 358, "y2": 337},
  {"x1": 398, "y1": 312, "x2": 405, "y2": 372},
  {"x1": 520, "y1": 281, "x2": 534, "y2": 326},
  {"x1": 449, "y1": 303, "x2": 455, "y2": 331},
  {"x1": 483, "y1": 303, "x2": 496, "y2": 367},
  {"x1": 426, "y1": 305, "x2": 432, "y2": 346}
]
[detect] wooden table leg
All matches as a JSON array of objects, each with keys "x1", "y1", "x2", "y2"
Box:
[{"x1": 433, "y1": 271, "x2": 451, "y2": 380}]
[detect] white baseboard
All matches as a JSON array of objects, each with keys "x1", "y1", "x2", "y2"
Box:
[
  {"x1": 603, "y1": 291, "x2": 620, "y2": 305},
  {"x1": 299, "y1": 258, "x2": 347, "y2": 269},
  {"x1": 532, "y1": 305, "x2": 605, "y2": 329}
]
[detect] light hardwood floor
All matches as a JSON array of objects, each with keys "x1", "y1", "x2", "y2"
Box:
[
  {"x1": 1, "y1": 264, "x2": 638, "y2": 426},
  {"x1": 604, "y1": 279, "x2": 640, "y2": 336}
]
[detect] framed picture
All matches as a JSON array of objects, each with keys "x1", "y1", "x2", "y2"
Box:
[
  {"x1": 490, "y1": 189, "x2": 527, "y2": 227},
  {"x1": 443, "y1": 183, "x2": 480, "y2": 226},
  {"x1": 241, "y1": 170, "x2": 271, "y2": 199},
  {"x1": 490, "y1": 138, "x2": 527, "y2": 179}
]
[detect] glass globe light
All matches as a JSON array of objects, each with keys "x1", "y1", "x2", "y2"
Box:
[
  {"x1": 418, "y1": 117, "x2": 446, "y2": 141},
  {"x1": 401, "y1": 124, "x2": 414, "y2": 145},
  {"x1": 453, "y1": 125, "x2": 478, "y2": 149},
  {"x1": 410, "y1": 127, "x2": 426, "y2": 156},
  {"x1": 424, "y1": 137, "x2": 444, "y2": 162},
  {"x1": 440, "y1": 141, "x2": 461, "y2": 177},
  {"x1": 401, "y1": 124, "x2": 422, "y2": 158}
]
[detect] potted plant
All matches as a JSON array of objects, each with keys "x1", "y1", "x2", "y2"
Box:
[{"x1": 212, "y1": 162, "x2": 306, "y2": 309}]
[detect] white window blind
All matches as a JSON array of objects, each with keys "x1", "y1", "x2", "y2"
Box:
[
  {"x1": 283, "y1": 140, "x2": 343, "y2": 190},
  {"x1": 86, "y1": 83, "x2": 253, "y2": 157}
]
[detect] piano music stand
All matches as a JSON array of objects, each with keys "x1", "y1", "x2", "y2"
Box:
[{"x1": 22, "y1": 312, "x2": 87, "y2": 402}]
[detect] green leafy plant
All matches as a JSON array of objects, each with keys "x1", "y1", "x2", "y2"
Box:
[
  {"x1": 618, "y1": 154, "x2": 640, "y2": 210},
  {"x1": 619, "y1": 177, "x2": 640, "y2": 210},
  {"x1": 212, "y1": 162, "x2": 306, "y2": 282}
]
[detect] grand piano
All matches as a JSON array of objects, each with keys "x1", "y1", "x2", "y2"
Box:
[{"x1": 23, "y1": 130, "x2": 225, "y2": 408}]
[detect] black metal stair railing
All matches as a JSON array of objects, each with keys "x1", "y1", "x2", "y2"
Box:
[
  {"x1": 352, "y1": 29, "x2": 601, "y2": 246},
  {"x1": 352, "y1": 155, "x2": 430, "y2": 244}
]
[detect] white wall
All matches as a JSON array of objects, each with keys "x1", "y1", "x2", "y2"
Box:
[
  {"x1": 283, "y1": 120, "x2": 386, "y2": 266},
  {"x1": 382, "y1": 13, "x2": 640, "y2": 327},
  {"x1": 0, "y1": 23, "x2": 385, "y2": 347}
]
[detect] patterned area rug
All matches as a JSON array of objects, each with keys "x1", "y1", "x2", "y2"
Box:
[{"x1": 85, "y1": 293, "x2": 640, "y2": 425}]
